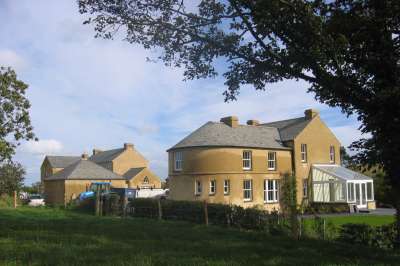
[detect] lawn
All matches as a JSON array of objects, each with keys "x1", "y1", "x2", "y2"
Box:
[
  {"x1": 323, "y1": 215, "x2": 395, "y2": 227},
  {"x1": 0, "y1": 207, "x2": 398, "y2": 266}
]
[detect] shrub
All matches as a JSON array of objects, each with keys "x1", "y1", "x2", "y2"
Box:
[
  {"x1": 304, "y1": 202, "x2": 349, "y2": 214},
  {"x1": 128, "y1": 199, "x2": 286, "y2": 233},
  {"x1": 0, "y1": 194, "x2": 14, "y2": 208},
  {"x1": 103, "y1": 193, "x2": 121, "y2": 216},
  {"x1": 339, "y1": 223, "x2": 397, "y2": 249}
]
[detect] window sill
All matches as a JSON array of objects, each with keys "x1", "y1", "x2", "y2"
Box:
[
  {"x1": 264, "y1": 201, "x2": 278, "y2": 204},
  {"x1": 209, "y1": 193, "x2": 215, "y2": 196},
  {"x1": 243, "y1": 199, "x2": 252, "y2": 202},
  {"x1": 268, "y1": 168, "x2": 276, "y2": 171}
]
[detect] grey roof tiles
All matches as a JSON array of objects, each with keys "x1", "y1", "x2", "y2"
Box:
[
  {"x1": 46, "y1": 159, "x2": 124, "y2": 181},
  {"x1": 46, "y1": 156, "x2": 81, "y2": 168},
  {"x1": 169, "y1": 122, "x2": 289, "y2": 150}
]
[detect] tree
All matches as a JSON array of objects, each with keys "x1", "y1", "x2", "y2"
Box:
[
  {"x1": 0, "y1": 161, "x2": 25, "y2": 195},
  {"x1": 78, "y1": 0, "x2": 400, "y2": 244},
  {"x1": 281, "y1": 173, "x2": 299, "y2": 239},
  {"x1": 0, "y1": 67, "x2": 36, "y2": 162}
]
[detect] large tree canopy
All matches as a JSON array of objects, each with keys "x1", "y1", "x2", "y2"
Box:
[
  {"x1": 0, "y1": 67, "x2": 36, "y2": 162},
  {"x1": 78, "y1": 0, "x2": 400, "y2": 240}
]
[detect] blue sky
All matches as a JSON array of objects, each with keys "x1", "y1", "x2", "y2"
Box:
[{"x1": 1, "y1": 0, "x2": 363, "y2": 185}]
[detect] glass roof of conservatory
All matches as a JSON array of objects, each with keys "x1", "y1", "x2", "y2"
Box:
[{"x1": 313, "y1": 164, "x2": 373, "y2": 181}]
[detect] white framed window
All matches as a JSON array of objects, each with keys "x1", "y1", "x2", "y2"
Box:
[
  {"x1": 267, "y1": 152, "x2": 276, "y2": 170},
  {"x1": 264, "y1": 180, "x2": 279, "y2": 203},
  {"x1": 242, "y1": 151, "x2": 252, "y2": 170},
  {"x1": 347, "y1": 183, "x2": 355, "y2": 202},
  {"x1": 243, "y1": 179, "x2": 252, "y2": 201},
  {"x1": 224, "y1": 179, "x2": 230, "y2": 195},
  {"x1": 367, "y1": 182, "x2": 374, "y2": 201},
  {"x1": 174, "y1": 151, "x2": 183, "y2": 171},
  {"x1": 329, "y1": 145, "x2": 335, "y2": 163},
  {"x1": 209, "y1": 180, "x2": 216, "y2": 195},
  {"x1": 303, "y1": 179, "x2": 308, "y2": 198},
  {"x1": 301, "y1": 144, "x2": 307, "y2": 162},
  {"x1": 195, "y1": 180, "x2": 202, "y2": 195}
]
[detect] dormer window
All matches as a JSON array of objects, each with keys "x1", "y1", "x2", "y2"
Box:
[
  {"x1": 242, "y1": 151, "x2": 252, "y2": 170},
  {"x1": 143, "y1": 176, "x2": 149, "y2": 184},
  {"x1": 301, "y1": 144, "x2": 307, "y2": 163},
  {"x1": 174, "y1": 151, "x2": 183, "y2": 171},
  {"x1": 329, "y1": 145, "x2": 335, "y2": 163}
]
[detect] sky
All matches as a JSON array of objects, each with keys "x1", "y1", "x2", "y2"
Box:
[{"x1": 0, "y1": 0, "x2": 363, "y2": 185}]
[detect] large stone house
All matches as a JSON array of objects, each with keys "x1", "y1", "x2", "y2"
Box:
[
  {"x1": 167, "y1": 109, "x2": 375, "y2": 211},
  {"x1": 41, "y1": 143, "x2": 161, "y2": 204}
]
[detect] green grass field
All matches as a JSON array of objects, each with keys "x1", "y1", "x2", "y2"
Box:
[
  {"x1": 0, "y1": 207, "x2": 398, "y2": 266},
  {"x1": 323, "y1": 214, "x2": 395, "y2": 227}
]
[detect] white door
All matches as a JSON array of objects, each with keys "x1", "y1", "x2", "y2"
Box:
[{"x1": 355, "y1": 182, "x2": 367, "y2": 209}]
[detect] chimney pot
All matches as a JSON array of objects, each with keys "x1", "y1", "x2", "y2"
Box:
[
  {"x1": 81, "y1": 153, "x2": 89, "y2": 160},
  {"x1": 220, "y1": 116, "x2": 239, "y2": 128},
  {"x1": 124, "y1": 143, "x2": 134, "y2": 150},
  {"x1": 304, "y1": 109, "x2": 319, "y2": 120},
  {"x1": 246, "y1": 119, "x2": 259, "y2": 126}
]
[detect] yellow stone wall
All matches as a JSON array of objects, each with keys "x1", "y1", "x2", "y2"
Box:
[
  {"x1": 293, "y1": 116, "x2": 341, "y2": 203},
  {"x1": 127, "y1": 168, "x2": 162, "y2": 189},
  {"x1": 168, "y1": 147, "x2": 292, "y2": 210},
  {"x1": 111, "y1": 147, "x2": 149, "y2": 176}
]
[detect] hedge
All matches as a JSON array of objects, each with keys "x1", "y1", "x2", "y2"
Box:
[
  {"x1": 304, "y1": 202, "x2": 349, "y2": 214},
  {"x1": 339, "y1": 223, "x2": 396, "y2": 249},
  {"x1": 128, "y1": 198, "x2": 288, "y2": 233}
]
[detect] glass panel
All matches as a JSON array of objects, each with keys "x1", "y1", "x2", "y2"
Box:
[
  {"x1": 367, "y1": 182, "x2": 373, "y2": 200},
  {"x1": 355, "y1": 183, "x2": 360, "y2": 205},
  {"x1": 361, "y1": 183, "x2": 366, "y2": 205}
]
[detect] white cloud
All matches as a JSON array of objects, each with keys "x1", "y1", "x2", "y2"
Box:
[
  {"x1": 22, "y1": 139, "x2": 63, "y2": 155},
  {"x1": 0, "y1": 49, "x2": 27, "y2": 71}
]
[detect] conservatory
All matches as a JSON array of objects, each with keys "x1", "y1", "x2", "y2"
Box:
[{"x1": 311, "y1": 164, "x2": 375, "y2": 210}]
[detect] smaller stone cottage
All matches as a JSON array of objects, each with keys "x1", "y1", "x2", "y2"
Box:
[{"x1": 41, "y1": 143, "x2": 161, "y2": 204}]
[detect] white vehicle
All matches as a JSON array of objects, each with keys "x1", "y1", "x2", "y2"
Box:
[
  {"x1": 136, "y1": 188, "x2": 168, "y2": 199},
  {"x1": 28, "y1": 194, "x2": 45, "y2": 207}
]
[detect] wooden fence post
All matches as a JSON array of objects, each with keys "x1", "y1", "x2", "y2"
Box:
[
  {"x1": 13, "y1": 191, "x2": 17, "y2": 209},
  {"x1": 95, "y1": 188, "x2": 100, "y2": 216},
  {"x1": 123, "y1": 193, "x2": 128, "y2": 218},
  {"x1": 204, "y1": 200, "x2": 209, "y2": 226},
  {"x1": 323, "y1": 218, "x2": 326, "y2": 240},
  {"x1": 158, "y1": 199, "x2": 162, "y2": 220}
]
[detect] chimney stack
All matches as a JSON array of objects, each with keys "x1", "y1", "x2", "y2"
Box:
[
  {"x1": 81, "y1": 153, "x2": 89, "y2": 160},
  {"x1": 246, "y1": 119, "x2": 259, "y2": 126},
  {"x1": 92, "y1": 149, "x2": 102, "y2": 156},
  {"x1": 124, "y1": 143, "x2": 134, "y2": 150},
  {"x1": 304, "y1": 109, "x2": 319, "y2": 120},
  {"x1": 220, "y1": 116, "x2": 239, "y2": 128}
]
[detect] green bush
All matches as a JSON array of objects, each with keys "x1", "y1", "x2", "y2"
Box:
[
  {"x1": 0, "y1": 194, "x2": 14, "y2": 208},
  {"x1": 103, "y1": 193, "x2": 121, "y2": 216},
  {"x1": 339, "y1": 223, "x2": 396, "y2": 249},
  {"x1": 304, "y1": 202, "x2": 349, "y2": 214},
  {"x1": 128, "y1": 199, "x2": 286, "y2": 233}
]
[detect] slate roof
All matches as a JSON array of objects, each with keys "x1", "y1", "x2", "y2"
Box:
[
  {"x1": 168, "y1": 122, "x2": 289, "y2": 151},
  {"x1": 46, "y1": 159, "x2": 124, "y2": 181},
  {"x1": 123, "y1": 167, "x2": 146, "y2": 179},
  {"x1": 313, "y1": 164, "x2": 373, "y2": 181},
  {"x1": 89, "y1": 148, "x2": 124, "y2": 163},
  {"x1": 261, "y1": 117, "x2": 312, "y2": 141},
  {"x1": 46, "y1": 156, "x2": 80, "y2": 168}
]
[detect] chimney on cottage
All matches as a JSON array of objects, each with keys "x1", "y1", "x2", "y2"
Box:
[
  {"x1": 92, "y1": 149, "x2": 102, "y2": 156},
  {"x1": 81, "y1": 153, "x2": 89, "y2": 160},
  {"x1": 124, "y1": 143, "x2": 134, "y2": 150},
  {"x1": 304, "y1": 109, "x2": 319, "y2": 120},
  {"x1": 220, "y1": 116, "x2": 239, "y2": 128},
  {"x1": 246, "y1": 119, "x2": 259, "y2": 126}
]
